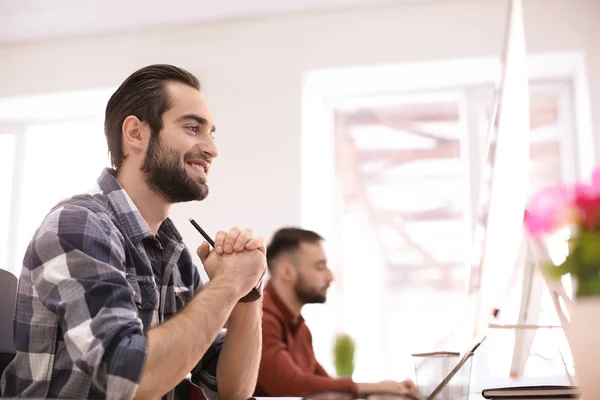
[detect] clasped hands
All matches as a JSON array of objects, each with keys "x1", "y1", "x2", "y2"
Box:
[{"x1": 197, "y1": 227, "x2": 267, "y2": 300}]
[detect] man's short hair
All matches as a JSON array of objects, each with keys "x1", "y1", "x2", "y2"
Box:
[
  {"x1": 104, "y1": 64, "x2": 201, "y2": 170},
  {"x1": 266, "y1": 227, "x2": 323, "y2": 273}
]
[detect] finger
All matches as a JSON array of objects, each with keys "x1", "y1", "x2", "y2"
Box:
[
  {"x1": 197, "y1": 241, "x2": 211, "y2": 263},
  {"x1": 392, "y1": 382, "x2": 408, "y2": 395},
  {"x1": 245, "y1": 236, "x2": 266, "y2": 254},
  {"x1": 233, "y1": 228, "x2": 253, "y2": 252},
  {"x1": 222, "y1": 227, "x2": 241, "y2": 254},
  {"x1": 403, "y1": 379, "x2": 417, "y2": 390},
  {"x1": 401, "y1": 382, "x2": 419, "y2": 397},
  {"x1": 214, "y1": 230, "x2": 227, "y2": 254}
]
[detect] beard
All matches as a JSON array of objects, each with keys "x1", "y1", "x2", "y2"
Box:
[
  {"x1": 294, "y1": 275, "x2": 328, "y2": 304},
  {"x1": 141, "y1": 135, "x2": 209, "y2": 203}
]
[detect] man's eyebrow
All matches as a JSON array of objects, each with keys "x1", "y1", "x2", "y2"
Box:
[{"x1": 176, "y1": 113, "x2": 216, "y2": 133}]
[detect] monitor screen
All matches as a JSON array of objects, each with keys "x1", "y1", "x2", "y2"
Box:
[{"x1": 469, "y1": 0, "x2": 531, "y2": 339}]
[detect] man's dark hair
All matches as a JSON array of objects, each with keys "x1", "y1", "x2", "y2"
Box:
[
  {"x1": 266, "y1": 227, "x2": 323, "y2": 273},
  {"x1": 104, "y1": 64, "x2": 201, "y2": 169}
]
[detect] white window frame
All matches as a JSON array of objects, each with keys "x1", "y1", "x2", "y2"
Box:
[{"x1": 0, "y1": 88, "x2": 114, "y2": 275}]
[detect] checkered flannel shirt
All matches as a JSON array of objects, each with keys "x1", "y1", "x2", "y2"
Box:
[{"x1": 1, "y1": 168, "x2": 224, "y2": 400}]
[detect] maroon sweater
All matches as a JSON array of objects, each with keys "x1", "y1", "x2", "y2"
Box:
[{"x1": 254, "y1": 283, "x2": 358, "y2": 397}]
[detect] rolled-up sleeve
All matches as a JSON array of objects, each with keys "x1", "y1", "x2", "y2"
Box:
[{"x1": 30, "y1": 205, "x2": 147, "y2": 400}]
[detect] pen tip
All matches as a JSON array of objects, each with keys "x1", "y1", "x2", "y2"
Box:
[{"x1": 188, "y1": 218, "x2": 193, "y2": 222}]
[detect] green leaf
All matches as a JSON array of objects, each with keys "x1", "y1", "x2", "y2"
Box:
[
  {"x1": 334, "y1": 333, "x2": 356, "y2": 377},
  {"x1": 576, "y1": 276, "x2": 600, "y2": 297},
  {"x1": 578, "y1": 231, "x2": 600, "y2": 265},
  {"x1": 546, "y1": 257, "x2": 576, "y2": 280}
]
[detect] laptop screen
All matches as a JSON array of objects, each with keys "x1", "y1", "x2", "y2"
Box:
[{"x1": 426, "y1": 335, "x2": 486, "y2": 400}]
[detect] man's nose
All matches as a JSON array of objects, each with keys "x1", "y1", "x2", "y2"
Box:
[
  {"x1": 198, "y1": 136, "x2": 219, "y2": 159},
  {"x1": 327, "y1": 269, "x2": 334, "y2": 282}
]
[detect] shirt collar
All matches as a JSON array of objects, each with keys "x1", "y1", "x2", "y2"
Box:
[
  {"x1": 265, "y1": 282, "x2": 304, "y2": 328},
  {"x1": 97, "y1": 168, "x2": 184, "y2": 245}
]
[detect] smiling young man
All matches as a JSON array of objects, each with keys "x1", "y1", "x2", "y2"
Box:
[{"x1": 1, "y1": 65, "x2": 266, "y2": 400}]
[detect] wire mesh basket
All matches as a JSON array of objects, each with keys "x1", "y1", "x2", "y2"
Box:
[{"x1": 412, "y1": 351, "x2": 473, "y2": 400}]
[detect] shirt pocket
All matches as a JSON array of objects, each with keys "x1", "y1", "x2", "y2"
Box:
[
  {"x1": 174, "y1": 286, "x2": 194, "y2": 311},
  {"x1": 126, "y1": 274, "x2": 159, "y2": 310}
]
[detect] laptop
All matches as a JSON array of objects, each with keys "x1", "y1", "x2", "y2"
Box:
[{"x1": 420, "y1": 334, "x2": 487, "y2": 400}]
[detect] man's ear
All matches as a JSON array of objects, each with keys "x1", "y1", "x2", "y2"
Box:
[
  {"x1": 279, "y1": 261, "x2": 297, "y2": 283},
  {"x1": 121, "y1": 115, "x2": 149, "y2": 157}
]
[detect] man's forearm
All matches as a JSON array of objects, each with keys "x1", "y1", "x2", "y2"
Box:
[
  {"x1": 216, "y1": 300, "x2": 263, "y2": 400},
  {"x1": 135, "y1": 278, "x2": 239, "y2": 399}
]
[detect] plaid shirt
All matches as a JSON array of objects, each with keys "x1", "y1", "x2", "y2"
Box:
[{"x1": 1, "y1": 168, "x2": 223, "y2": 400}]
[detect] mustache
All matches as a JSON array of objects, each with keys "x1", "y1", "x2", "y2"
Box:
[{"x1": 184, "y1": 152, "x2": 209, "y2": 163}]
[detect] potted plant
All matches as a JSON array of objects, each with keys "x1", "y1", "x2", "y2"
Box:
[
  {"x1": 524, "y1": 167, "x2": 600, "y2": 396},
  {"x1": 333, "y1": 332, "x2": 356, "y2": 378}
]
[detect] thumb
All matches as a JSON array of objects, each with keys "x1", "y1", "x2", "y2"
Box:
[{"x1": 197, "y1": 241, "x2": 211, "y2": 263}]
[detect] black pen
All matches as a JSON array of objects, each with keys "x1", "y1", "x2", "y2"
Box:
[{"x1": 189, "y1": 218, "x2": 214, "y2": 247}]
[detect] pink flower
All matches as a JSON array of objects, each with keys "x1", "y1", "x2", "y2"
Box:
[
  {"x1": 574, "y1": 167, "x2": 600, "y2": 231},
  {"x1": 524, "y1": 184, "x2": 573, "y2": 237}
]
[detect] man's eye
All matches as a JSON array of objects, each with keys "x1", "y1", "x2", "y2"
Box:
[
  {"x1": 187, "y1": 126, "x2": 198, "y2": 133},
  {"x1": 209, "y1": 131, "x2": 216, "y2": 140}
]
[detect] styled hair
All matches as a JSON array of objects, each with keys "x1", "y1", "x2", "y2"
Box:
[
  {"x1": 266, "y1": 227, "x2": 323, "y2": 273},
  {"x1": 104, "y1": 64, "x2": 201, "y2": 169}
]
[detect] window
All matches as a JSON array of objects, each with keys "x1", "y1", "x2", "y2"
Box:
[
  {"x1": 302, "y1": 53, "x2": 591, "y2": 390},
  {"x1": 326, "y1": 83, "x2": 580, "y2": 386},
  {"x1": 12, "y1": 120, "x2": 110, "y2": 274},
  {"x1": 332, "y1": 97, "x2": 472, "y2": 380},
  {"x1": 0, "y1": 89, "x2": 112, "y2": 276}
]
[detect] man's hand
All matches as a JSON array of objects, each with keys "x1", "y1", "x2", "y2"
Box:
[
  {"x1": 195, "y1": 228, "x2": 265, "y2": 399},
  {"x1": 215, "y1": 227, "x2": 266, "y2": 256},
  {"x1": 197, "y1": 227, "x2": 266, "y2": 299},
  {"x1": 357, "y1": 379, "x2": 421, "y2": 399}
]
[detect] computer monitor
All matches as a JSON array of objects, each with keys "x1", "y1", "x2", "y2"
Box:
[
  {"x1": 470, "y1": 0, "x2": 531, "y2": 344},
  {"x1": 471, "y1": 0, "x2": 577, "y2": 382}
]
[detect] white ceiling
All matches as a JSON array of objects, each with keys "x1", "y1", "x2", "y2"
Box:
[{"x1": 0, "y1": 0, "x2": 415, "y2": 44}]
